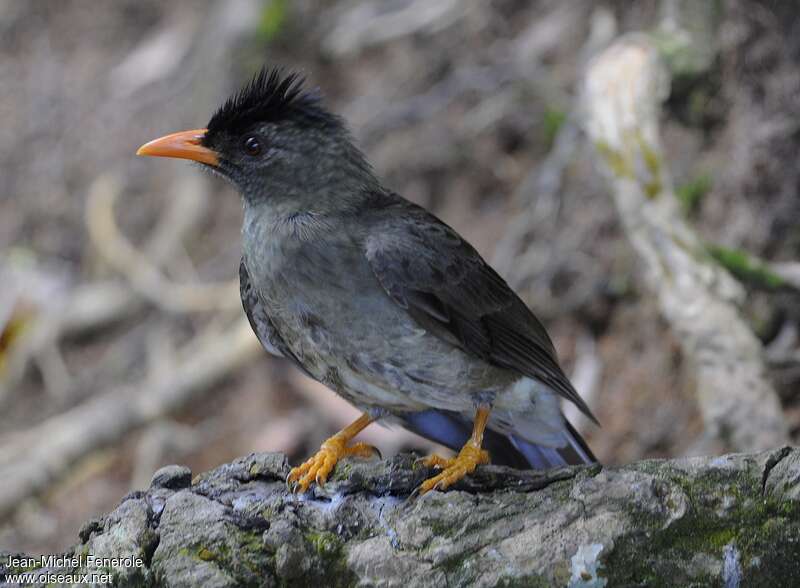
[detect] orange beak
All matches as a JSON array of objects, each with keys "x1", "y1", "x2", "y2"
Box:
[{"x1": 136, "y1": 128, "x2": 219, "y2": 166}]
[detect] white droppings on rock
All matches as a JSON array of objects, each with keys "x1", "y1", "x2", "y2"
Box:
[
  {"x1": 723, "y1": 543, "x2": 742, "y2": 588},
  {"x1": 372, "y1": 495, "x2": 403, "y2": 548},
  {"x1": 293, "y1": 491, "x2": 345, "y2": 512},
  {"x1": 710, "y1": 456, "x2": 733, "y2": 468},
  {"x1": 309, "y1": 492, "x2": 345, "y2": 513},
  {"x1": 569, "y1": 543, "x2": 607, "y2": 588},
  {"x1": 232, "y1": 493, "x2": 259, "y2": 512}
]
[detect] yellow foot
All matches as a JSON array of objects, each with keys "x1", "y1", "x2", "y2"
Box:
[
  {"x1": 417, "y1": 444, "x2": 489, "y2": 494},
  {"x1": 287, "y1": 439, "x2": 378, "y2": 493}
]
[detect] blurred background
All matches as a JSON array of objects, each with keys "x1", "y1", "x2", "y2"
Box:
[{"x1": 1, "y1": 0, "x2": 799, "y2": 555}]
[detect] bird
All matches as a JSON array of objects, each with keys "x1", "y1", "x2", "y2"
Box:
[{"x1": 136, "y1": 67, "x2": 598, "y2": 495}]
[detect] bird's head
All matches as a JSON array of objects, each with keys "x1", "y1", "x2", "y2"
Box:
[{"x1": 137, "y1": 67, "x2": 376, "y2": 209}]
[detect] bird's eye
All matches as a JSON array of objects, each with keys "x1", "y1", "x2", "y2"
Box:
[{"x1": 242, "y1": 135, "x2": 263, "y2": 156}]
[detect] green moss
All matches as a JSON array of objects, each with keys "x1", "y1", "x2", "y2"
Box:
[
  {"x1": 649, "y1": 28, "x2": 714, "y2": 81},
  {"x1": 676, "y1": 173, "x2": 712, "y2": 215},
  {"x1": 595, "y1": 134, "x2": 662, "y2": 198},
  {"x1": 305, "y1": 531, "x2": 340, "y2": 557},
  {"x1": 435, "y1": 549, "x2": 553, "y2": 587},
  {"x1": 601, "y1": 463, "x2": 800, "y2": 585},
  {"x1": 595, "y1": 141, "x2": 632, "y2": 179},
  {"x1": 708, "y1": 245, "x2": 786, "y2": 290},
  {"x1": 643, "y1": 181, "x2": 660, "y2": 199},
  {"x1": 543, "y1": 108, "x2": 567, "y2": 148},
  {"x1": 417, "y1": 511, "x2": 468, "y2": 542},
  {"x1": 638, "y1": 135, "x2": 662, "y2": 199},
  {"x1": 236, "y1": 530, "x2": 270, "y2": 578},
  {"x1": 650, "y1": 31, "x2": 693, "y2": 76},
  {"x1": 496, "y1": 575, "x2": 551, "y2": 588},
  {"x1": 241, "y1": 530, "x2": 263, "y2": 553},
  {"x1": 171, "y1": 529, "x2": 271, "y2": 586},
  {"x1": 706, "y1": 527, "x2": 737, "y2": 550},
  {"x1": 257, "y1": 0, "x2": 289, "y2": 42},
  {"x1": 333, "y1": 462, "x2": 352, "y2": 482},
  {"x1": 436, "y1": 549, "x2": 482, "y2": 586},
  {"x1": 140, "y1": 528, "x2": 159, "y2": 567},
  {"x1": 302, "y1": 530, "x2": 357, "y2": 588}
]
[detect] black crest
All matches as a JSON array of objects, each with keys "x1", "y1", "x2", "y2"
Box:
[{"x1": 205, "y1": 67, "x2": 335, "y2": 136}]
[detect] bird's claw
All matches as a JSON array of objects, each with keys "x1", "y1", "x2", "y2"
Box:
[
  {"x1": 416, "y1": 454, "x2": 452, "y2": 469},
  {"x1": 416, "y1": 444, "x2": 489, "y2": 495},
  {"x1": 287, "y1": 439, "x2": 379, "y2": 494},
  {"x1": 285, "y1": 473, "x2": 299, "y2": 494}
]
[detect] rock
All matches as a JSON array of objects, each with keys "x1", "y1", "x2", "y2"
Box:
[
  {"x1": 150, "y1": 465, "x2": 193, "y2": 490},
  {"x1": 2, "y1": 448, "x2": 799, "y2": 586}
]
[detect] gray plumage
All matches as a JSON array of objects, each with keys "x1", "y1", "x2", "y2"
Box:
[{"x1": 204, "y1": 68, "x2": 597, "y2": 468}]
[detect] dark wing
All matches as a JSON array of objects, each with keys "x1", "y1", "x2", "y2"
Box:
[{"x1": 364, "y1": 202, "x2": 597, "y2": 423}]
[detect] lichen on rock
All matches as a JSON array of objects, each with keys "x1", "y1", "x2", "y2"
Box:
[{"x1": 1, "y1": 448, "x2": 799, "y2": 587}]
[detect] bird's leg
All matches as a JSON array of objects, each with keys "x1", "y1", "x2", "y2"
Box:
[
  {"x1": 287, "y1": 412, "x2": 377, "y2": 493},
  {"x1": 418, "y1": 405, "x2": 491, "y2": 494}
]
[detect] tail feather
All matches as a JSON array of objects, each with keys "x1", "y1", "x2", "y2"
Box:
[
  {"x1": 400, "y1": 409, "x2": 596, "y2": 470},
  {"x1": 564, "y1": 417, "x2": 597, "y2": 464},
  {"x1": 510, "y1": 420, "x2": 597, "y2": 469},
  {"x1": 401, "y1": 409, "x2": 531, "y2": 469},
  {"x1": 509, "y1": 436, "x2": 566, "y2": 469}
]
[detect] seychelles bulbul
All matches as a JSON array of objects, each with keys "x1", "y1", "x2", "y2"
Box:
[{"x1": 137, "y1": 67, "x2": 598, "y2": 494}]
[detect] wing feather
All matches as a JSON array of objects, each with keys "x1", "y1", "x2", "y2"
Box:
[{"x1": 364, "y1": 202, "x2": 597, "y2": 423}]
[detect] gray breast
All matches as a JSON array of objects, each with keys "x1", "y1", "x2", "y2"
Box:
[
  {"x1": 240, "y1": 208, "x2": 512, "y2": 413},
  {"x1": 239, "y1": 258, "x2": 284, "y2": 358}
]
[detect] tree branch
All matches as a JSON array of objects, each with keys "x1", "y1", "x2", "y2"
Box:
[
  {"x1": 581, "y1": 34, "x2": 788, "y2": 452},
  {"x1": 0, "y1": 319, "x2": 261, "y2": 520}
]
